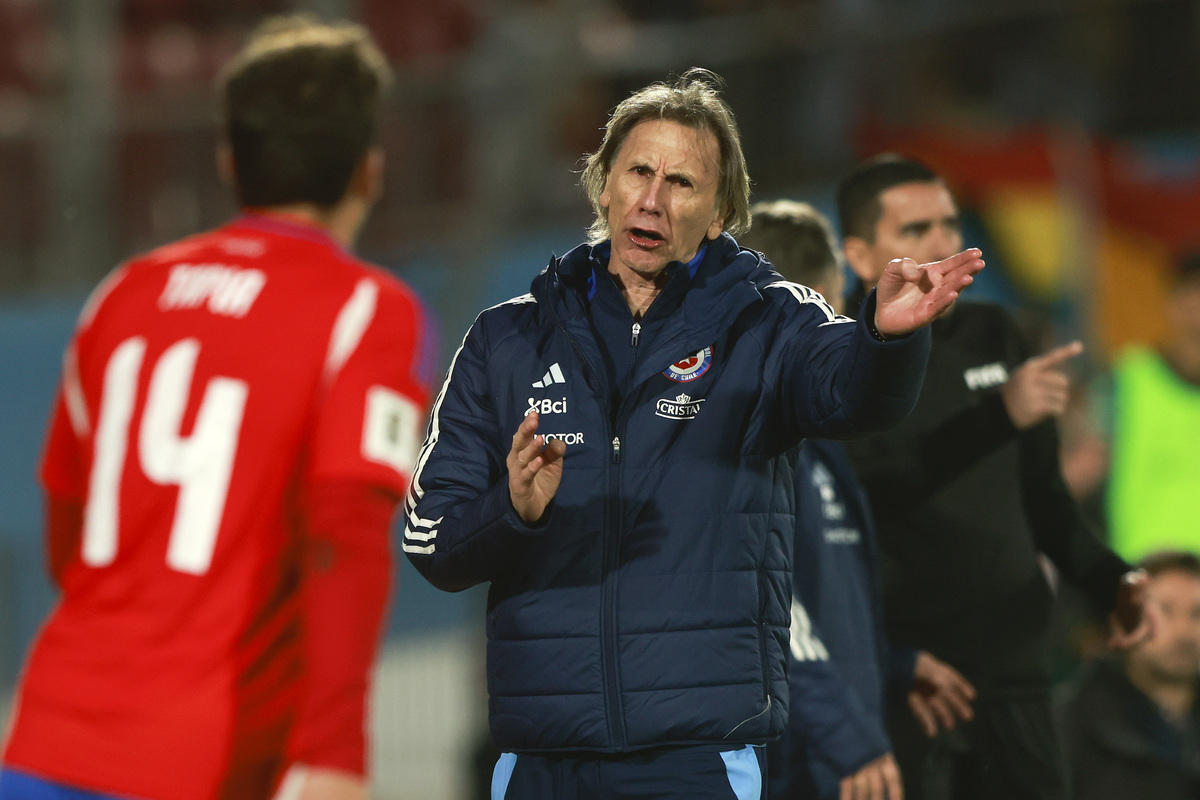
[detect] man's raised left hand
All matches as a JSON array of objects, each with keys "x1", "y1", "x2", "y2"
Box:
[{"x1": 874, "y1": 249, "x2": 985, "y2": 338}]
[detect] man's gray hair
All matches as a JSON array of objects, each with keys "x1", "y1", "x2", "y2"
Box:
[{"x1": 581, "y1": 68, "x2": 751, "y2": 244}]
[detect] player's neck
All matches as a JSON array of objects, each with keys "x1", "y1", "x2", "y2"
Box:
[{"x1": 250, "y1": 199, "x2": 368, "y2": 250}]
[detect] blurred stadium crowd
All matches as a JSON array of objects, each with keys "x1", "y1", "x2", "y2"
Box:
[{"x1": 1, "y1": 1, "x2": 1200, "y2": 798}]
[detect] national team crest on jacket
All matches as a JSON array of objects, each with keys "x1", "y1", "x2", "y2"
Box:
[{"x1": 663, "y1": 345, "x2": 713, "y2": 382}]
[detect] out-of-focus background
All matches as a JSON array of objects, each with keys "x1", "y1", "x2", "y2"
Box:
[{"x1": 1, "y1": 1, "x2": 1198, "y2": 797}]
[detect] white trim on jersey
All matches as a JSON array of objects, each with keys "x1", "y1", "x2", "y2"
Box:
[
  {"x1": 61, "y1": 266, "x2": 131, "y2": 439},
  {"x1": 63, "y1": 343, "x2": 90, "y2": 438},
  {"x1": 324, "y1": 278, "x2": 379, "y2": 380},
  {"x1": 789, "y1": 596, "x2": 830, "y2": 662},
  {"x1": 271, "y1": 764, "x2": 309, "y2": 800},
  {"x1": 402, "y1": 293, "x2": 536, "y2": 556}
]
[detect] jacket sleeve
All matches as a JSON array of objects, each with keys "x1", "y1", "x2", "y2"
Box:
[
  {"x1": 1020, "y1": 419, "x2": 1130, "y2": 616},
  {"x1": 775, "y1": 289, "x2": 931, "y2": 442},
  {"x1": 402, "y1": 318, "x2": 552, "y2": 592},
  {"x1": 787, "y1": 611, "x2": 892, "y2": 777}
]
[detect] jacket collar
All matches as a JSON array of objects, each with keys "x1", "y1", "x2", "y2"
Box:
[{"x1": 533, "y1": 233, "x2": 769, "y2": 386}]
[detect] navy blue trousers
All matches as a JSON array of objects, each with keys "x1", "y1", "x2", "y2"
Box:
[{"x1": 492, "y1": 744, "x2": 765, "y2": 800}]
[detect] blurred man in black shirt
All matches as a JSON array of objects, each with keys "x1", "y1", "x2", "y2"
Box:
[{"x1": 837, "y1": 154, "x2": 1148, "y2": 800}]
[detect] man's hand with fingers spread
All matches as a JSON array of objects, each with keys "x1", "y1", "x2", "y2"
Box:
[
  {"x1": 1109, "y1": 568, "x2": 1156, "y2": 650},
  {"x1": 840, "y1": 753, "x2": 904, "y2": 800},
  {"x1": 908, "y1": 651, "x2": 976, "y2": 738},
  {"x1": 507, "y1": 411, "x2": 567, "y2": 524},
  {"x1": 1002, "y1": 341, "x2": 1085, "y2": 430},
  {"x1": 873, "y1": 249, "x2": 986, "y2": 337}
]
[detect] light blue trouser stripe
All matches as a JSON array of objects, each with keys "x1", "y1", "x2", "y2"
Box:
[
  {"x1": 491, "y1": 752, "x2": 518, "y2": 800},
  {"x1": 720, "y1": 744, "x2": 762, "y2": 800}
]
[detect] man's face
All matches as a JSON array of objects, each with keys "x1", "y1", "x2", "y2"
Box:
[
  {"x1": 1168, "y1": 278, "x2": 1200, "y2": 345},
  {"x1": 845, "y1": 181, "x2": 962, "y2": 289},
  {"x1": 1130, "y1": 569, "x2": 1200, "y2": 685},
  {"x1": 599, "y1": 119, "x2": 726, "y2": 282}
]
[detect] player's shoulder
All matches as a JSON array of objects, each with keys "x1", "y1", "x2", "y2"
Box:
[
  {"x1": 129, "y1": 226, "x2": 242, "y2": 269},
  {"x1": 76, "y1": 230, "x2": 224, "y2": 320},
  {"x1": 325, "y1": 259, "x2": 432, "y2": 343}
]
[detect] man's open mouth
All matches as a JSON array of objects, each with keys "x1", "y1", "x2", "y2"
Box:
[{"x1": 629, "y1": 228, "x2": 664, "y2": 246}]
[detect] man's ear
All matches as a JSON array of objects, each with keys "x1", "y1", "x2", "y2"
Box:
[
  {"x1": 705, "y1": 206, "x2": 726, "y2": 241},
  {"x1": 216, "y1": 142, "x2": 236, "y2": 191},
  {"x1": 350, "y1": 147, "x2": 384, "y2": 203},
  {"x1": 842, "y1": 236, "x2": 877, "y2": 285}
]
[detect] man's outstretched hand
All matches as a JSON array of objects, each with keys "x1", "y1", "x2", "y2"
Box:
[
  {"x1": 874, "y1": 249, "x2": 986, "y2": 338},
  {"x1": 1002, "y1": 341, "x2": 1085, "y2": 430},
  {"x1": 508, "y1": 411, "x2": 567, "y2": 524},
  {"x1": 1109, "y1": 568, "x2": 1155, "y2": 650}
]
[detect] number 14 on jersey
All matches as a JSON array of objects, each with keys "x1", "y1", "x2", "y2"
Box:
[{"x1": 84, "y1": 336, "x2": 247, "y2": 575}]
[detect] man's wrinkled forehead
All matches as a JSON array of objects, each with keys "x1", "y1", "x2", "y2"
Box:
[{"x1": 612, "y1": 118, "x2": 720, "y2": 173}]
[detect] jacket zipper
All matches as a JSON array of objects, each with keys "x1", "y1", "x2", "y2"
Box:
[
  {"x1": 600, "y1": 319, "x2": 644, "y2": 747},
  {"x1": 552, "y1": 314, "x2": 626, "y2": 748}
]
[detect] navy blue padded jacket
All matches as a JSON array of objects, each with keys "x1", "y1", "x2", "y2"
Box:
[{"x1": 403, "y1": 233, "x2": 930, "y2": 753}]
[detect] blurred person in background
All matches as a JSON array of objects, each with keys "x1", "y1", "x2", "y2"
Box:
[
  {"x1": 402, "y1": 70, "x2": 985, "y2": 799},
  {"x1": 1057, "y1": 550, "x2": 1200, "y2": 800},
  {"x1": 743, "y1": 200, "x2": 973, "y2": 800},
  {"x1": 836, "y1": 154, "x2": 1148, "y2": 800},
  {"x1": 1103, "y1": 252, "x2": 1200, "y2": 563},
  {"x1": 0, "y1": 16, "x2": 432, "y2": 800}
]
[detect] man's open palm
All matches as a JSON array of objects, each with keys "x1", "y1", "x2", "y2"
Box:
[
  {"x1": 874, "y1": 249, "x2": 985, "y2": 337},
  {"x1": 508, "y1": 411, "x2": 567, "y2": 524}
]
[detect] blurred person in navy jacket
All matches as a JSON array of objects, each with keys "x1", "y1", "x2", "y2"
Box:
[{"x1": 743, "y1": 201, "x2": 974, "y2": 800}]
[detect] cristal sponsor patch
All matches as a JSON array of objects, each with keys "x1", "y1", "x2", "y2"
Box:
[{"x1": 655, "y1": 393, "x2": 705, "y2": 420}]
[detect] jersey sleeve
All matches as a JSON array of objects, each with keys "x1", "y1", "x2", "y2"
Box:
[
  {"x1": 40, "y1": 334, "x2": 94, "y2": 584},
  {"x1": 40, "y1": 383, "x2": 85, "y2": 503},
  {"x1": 287, "y1": 275, "x2": 435, "y2": 776},
  {"x1": 40, "y1": 265, "x2": 130, "y2": 504},
  {"x1": 1020, "y1": 419, "x2": 1130, "y2": 616},
  {"x1": 286, "y1": 480, "x2": 395, "y2": 776},
  {"x1": 304, "y1": 277, "x2": 434, "y2": 496}
]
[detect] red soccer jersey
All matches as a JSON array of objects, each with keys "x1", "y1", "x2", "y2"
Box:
[{"x1": 2, "y1": 214, "x2": 432, "y2": 800}]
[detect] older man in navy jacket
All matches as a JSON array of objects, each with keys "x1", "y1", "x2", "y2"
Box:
[{"x1": 403, "y1": 69, "x2": 984, "y2": 800}]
